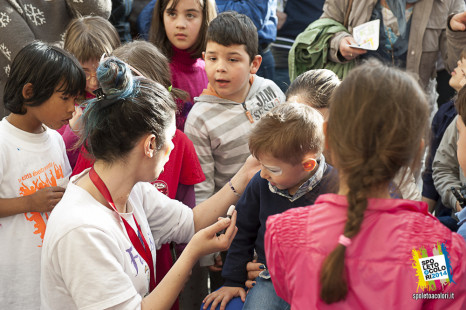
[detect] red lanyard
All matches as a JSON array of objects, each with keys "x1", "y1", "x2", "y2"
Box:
[{"x1": 89, "y1": 167, "x2": 156, "y2": 292}]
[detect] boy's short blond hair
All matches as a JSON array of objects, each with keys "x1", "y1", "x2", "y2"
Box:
[
  {"x1": 249, "y1": 102, "x2": 324, "y2": 165},
  {"x1": 64, "y1": 16, "x2": 121, "y2": 63}
]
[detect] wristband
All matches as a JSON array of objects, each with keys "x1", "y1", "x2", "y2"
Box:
[{"x1": 229, "y1": 179, "x2": 241, "y2": 197}]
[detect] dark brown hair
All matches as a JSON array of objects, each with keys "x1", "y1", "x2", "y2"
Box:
[
  {"x1": 148, "y1": 0, "x2": 216, "y2": 60},
  {"x1": 4, "y1": 41, "x2": 85, "y2": 114},
  {"x1": 64, "y1": 16, "x2": 121, "y2": 63},
  {"x1": 206, "y1": 11, "x2": 258, "y2": 63},
  {"x1": 320, "y1": 59, "x2": 428, "y2": 303},
  {"x1": 249, "y1": 102, "x2": 324, "y2": 165},
  {"x1": 78, "y1": 57, "x2": 177, "y2": 163}
]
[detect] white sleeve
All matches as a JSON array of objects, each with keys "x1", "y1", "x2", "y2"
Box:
[
  {"x1": 138, "y1": 183, "x2": 195, "y2": 247},
  {"x1": 53, "y1": 227, "x2": 140, "y2": 310}
]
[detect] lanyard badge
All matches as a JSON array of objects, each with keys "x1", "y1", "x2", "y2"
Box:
[{"x1": 89, "y1": 167, "x2": 156, "y2": 292}]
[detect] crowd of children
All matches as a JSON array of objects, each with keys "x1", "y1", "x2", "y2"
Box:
[{"x1": 2, "y1": 1, "x2": 466, "y2": 310}]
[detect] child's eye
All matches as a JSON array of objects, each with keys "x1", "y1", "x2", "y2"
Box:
[
  {"x1": 61, "y1": 96, "x2": 69, "y2": 101},
  {"x1": 186, "y1": 13, "x2": 196, "y2": 18},
  {"x1": 229, "y1": 58, "x2": 238, "y2": 62},
  {"x1": 208, "y1": 57, "x2": 216, "y2": 61}
]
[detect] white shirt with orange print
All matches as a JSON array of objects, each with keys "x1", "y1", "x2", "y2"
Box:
[{"x1": 0, "y1": 117, "x2": 71, "y2": 310}]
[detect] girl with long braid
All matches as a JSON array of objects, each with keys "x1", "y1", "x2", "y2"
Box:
[{"x1": 264, "y1": 60, "x2": 466, "y2": 309}]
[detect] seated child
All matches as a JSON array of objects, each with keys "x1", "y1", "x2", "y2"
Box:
[
  {"x1": 185, "y1": 11, "x2": 286, "y2": 204},
  {"x1": 59, "y1": 16, "x2": 121, "y2": 169},
  {"x1": 202, "y1": 102, "x2": 338, "y2": 310},
  {"x1": 265, "y1": 60, "x2": 466, "y2": 309}
]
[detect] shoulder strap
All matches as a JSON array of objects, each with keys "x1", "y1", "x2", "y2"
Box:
[{"x1": 343, "y1": 0, "x2": 354, "y2": 28}]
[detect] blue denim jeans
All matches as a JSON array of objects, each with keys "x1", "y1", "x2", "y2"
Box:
[
  {"x1": 201, "y1": 271, "x2": 289, "y2": 310},
  {"x1": 243, "y1": 271, "x2": 289, "y2": 310}
]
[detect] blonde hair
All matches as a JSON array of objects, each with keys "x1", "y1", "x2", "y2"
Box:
[
  {"x1": 320, "y1": 60, "x2": 428, "y2": 303},
  {"x1": 64, "y1": 16, "x2": 121, "y2": 62},
  {"x1": 286, "y1": 69, "x2": 340, "y2": 109}
]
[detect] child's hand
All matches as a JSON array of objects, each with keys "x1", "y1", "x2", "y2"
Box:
[
  {"x1": 187, "y1": 211, "x2": 238, "y2": 258},
  {"x1": 245, "y1": 259, "x2": 263, "y2": 288},
  {"x1": 202, "y1": 286, "x2": 246, "y2": 310},
  {"x1": 69, "y1": 105, "x2": 83, "y2": 132},
  {"x1": 208, "y1": 253, "x2": 223, "y2": 272},
  {"x1": 28, "y1": 186, "x2": 66, "y2": 212}
]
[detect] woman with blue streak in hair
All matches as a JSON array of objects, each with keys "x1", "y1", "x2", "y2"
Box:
[{"x1": 40, "y1": 57, "x2": 258, "y2": 310}]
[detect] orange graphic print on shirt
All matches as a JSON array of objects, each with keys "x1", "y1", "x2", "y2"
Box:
[{"x1": 18, "y1": 162, "x2": 65, "y2": 247}]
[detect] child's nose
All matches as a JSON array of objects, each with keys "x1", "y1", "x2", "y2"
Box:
[
  {"x1": 216, "y1": 60, "x2": 227, "y2": 72},
  {"x1": 176, "y1": 17, "x2": 186, "y2": 29},
  {"x1": 66, "y1": 99, "x2": 76, "y2": 113}
]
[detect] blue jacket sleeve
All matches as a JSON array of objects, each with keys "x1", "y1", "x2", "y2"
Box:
[
  {"x1": 216, "y1": 0, "x2": 277, "y2": 44},
  {"x1": 221, "y1": 171, "x2": 262, "y2": 287},
  {"x1": 137, "y1": 0, "x2": 157, "y2": 40}
]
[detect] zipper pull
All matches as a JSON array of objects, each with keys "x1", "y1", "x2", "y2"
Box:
[{"x1": 241, "y1": 102, "x2": 254, "y2": 123}]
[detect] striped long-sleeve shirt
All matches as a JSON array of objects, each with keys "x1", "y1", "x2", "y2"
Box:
[{"x1": 185, "y1": 75, "x2": 285, "y2": 203}]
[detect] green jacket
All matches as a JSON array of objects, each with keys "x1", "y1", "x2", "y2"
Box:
[{"x1": 288, "y1": 18, "x2": 354, "y2": 81}]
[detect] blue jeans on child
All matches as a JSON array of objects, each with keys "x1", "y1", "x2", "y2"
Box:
[{"x1": 201, "y1": 270, "x2": 289, "y2": 310}]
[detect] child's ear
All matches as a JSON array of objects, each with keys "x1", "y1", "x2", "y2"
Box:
[
  {"x1": 302, "y1": 158, "x2": 317, "y2": 172},
  {"x1": 202, "y1": 51, "x2": 206, "y2": 61},
  {"x1": 22, "y1": 83, "x2": 34, "y2": 100},
  {"x1": 250, "y1": 55, "x2": 262, "y2": 74},
  {"x1": 143, "y1": 134, "x2": 157, "y2": 158}
]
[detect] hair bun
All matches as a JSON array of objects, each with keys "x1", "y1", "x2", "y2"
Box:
[{"x1": 97, "y1": 56, "x2": 134, "y2": 100}]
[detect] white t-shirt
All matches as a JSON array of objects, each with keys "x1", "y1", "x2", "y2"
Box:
[
  {"x1": 0, "y1": 117, "x2": 71, "y2": 309},
  {"x1": 40, "y1": 172, "x2": 195, "y2": 310}
]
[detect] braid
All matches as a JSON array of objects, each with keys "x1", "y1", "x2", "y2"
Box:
[{"x1": 319, "y1": 59, "x2": 429, "y2": 304}]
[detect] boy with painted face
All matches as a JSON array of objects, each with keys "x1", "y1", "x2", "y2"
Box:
[{"x1": 202, "y1": 103, "x2": 338, "y2": 310}]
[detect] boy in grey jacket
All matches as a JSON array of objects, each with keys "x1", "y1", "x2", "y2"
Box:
[{"x1": 185, "y1": 12, "x2": 285, "y2": 204}]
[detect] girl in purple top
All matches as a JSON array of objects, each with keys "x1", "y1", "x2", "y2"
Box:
[{"x1": 149, "y1": 0, "x2": 217, "y2": 131}]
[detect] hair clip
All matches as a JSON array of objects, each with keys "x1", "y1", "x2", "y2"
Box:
[
  {"x1": 168, "y1": 85, "x2": 172, "y2": 92},
  {"x1": 93, "y1": 88, "x2": 106, "y2": 100},
  {"x1": 338, "y1": 234, "x2": 352, "y2": 247}
]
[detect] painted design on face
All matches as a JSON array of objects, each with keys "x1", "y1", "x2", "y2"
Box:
[{"x1": 263, "y1": 164, "x2": 282, "y2": 176}]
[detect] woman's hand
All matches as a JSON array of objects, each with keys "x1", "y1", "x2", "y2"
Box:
[
  {"x1": 339, "y1": 36, "x2": 367, "y2": 61},
  {"x1": 187, "y1": 211, "x2": 238, "y2": 258},
  {"x1": 450, "y1": 11, "x2": 466, "y2": 31}
]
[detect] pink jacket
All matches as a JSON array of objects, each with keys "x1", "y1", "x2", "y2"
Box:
[{"x1": 265, "y1": 194, "x2": 466, "y2": 309}]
